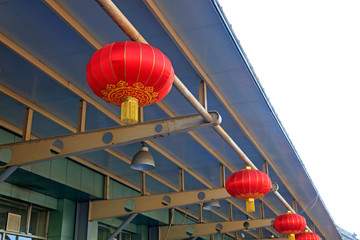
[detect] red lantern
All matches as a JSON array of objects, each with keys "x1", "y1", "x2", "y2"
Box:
[
  {"x1": 296, "y1": 230, "x2": 321, "y2": 240},
  {"x1": 274, "y1": 211, "x2": 307, "y2": 240},
  {"x1": 86, "y1": 41, "x2": 174, "y2": 124},
  {"x1": 225, "y1": 166, "x2": 272, "y2": 212}
]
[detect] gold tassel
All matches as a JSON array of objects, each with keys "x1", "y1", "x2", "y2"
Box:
[
  {"x1": 246, "y1": 198, "x2": 255, "y2": 212},
  {"x1": 288, "y1": 234, "x2": 295, "y2": 240},
  {"x1": 121, "y1": 97, "x2": 139, "y2": 124}
]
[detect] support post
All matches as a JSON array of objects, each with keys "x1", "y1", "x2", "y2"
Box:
[
  {"x1": 292, "y1": 199, "x2": 298, "y2": 213},
  {"x1": 220, "y1": 164, "x2": 225, "y2": 188},
  {"x1": 198, "y1": 204, "x2": 203, "y2": 223},
  {"x1": 104, "y1": 176, "x2": 110, "y2": 200},
  {"x1": 179, "y1": 168, "x2": 184, "y2": 192},
  {"x1": 77, "y1": 100, "x2": 86, "y2": 133},
  {"x1": 22, "y1": 108, "x2": 33, "y2": 141},
  {"x1": 139, "y1": 107, "x2": 144, "y2": 123},
  {"x1": 107, "y1": 213, "x2": 138, "y2": 240},
  {"x1": 25, "y1": 204, "x2": 32, "y2": 234},
  {"x1": 199, "y1": 80, "x2": 207, "y2": 110},
  {"x1": 262, "y1": 161, "x2": 269, "y2": 175},
  {"x1": 228, "y1": 203, "x2": 233, "y2": 221},
  {"x1": 74, "y1": 201, "x2": 96, "y2": 240},
  {"x1": 259, "y1": 201, "x2": 265, "y2": 219},
  {"x1": 311, "y1": 223, "x2": 315, "y2": 233}
]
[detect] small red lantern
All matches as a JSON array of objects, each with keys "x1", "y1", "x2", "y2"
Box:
[
  {"x1": 225, "y1": 166, "x2": 272, "y2": 212},
  {"x1": 87, "y1": 41, "x2": 174, "y2": 124},
  {"x1": 274, "y1": 211, "x2": 307, "y2": 240},
  {"x1": 296, "y1": 230, "x2": 321, "y2": 240}
]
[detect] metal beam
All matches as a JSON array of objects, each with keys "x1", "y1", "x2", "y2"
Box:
[
  {"x1": 0, "y1": 112, "x2": 221, "y2": 167},
  {"x1": 0, "y1": 121, "x2": 224, "y2": 233},
  {"x1": 158, "y1": 218, "x2": 274, "y2": 240},
  {"x1": 89, "y1": 187, "x2": 229, "y2": 221}
]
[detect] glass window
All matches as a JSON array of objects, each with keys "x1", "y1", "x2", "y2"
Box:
[
  {"x1": 0, "y1": 199, "x2": 27, "y2": 233},
  {"x1": 98, "y1": 226, "x2": 113, "y2": 240},
  {"x1": 5, "y1": 234, "x2": 32, "y2": 240},
  {"x1": 121, "y1": 232, "x2": 131, "y2": 240},
  {"x1": 98, "y1": 225, "x2": 132, "y2": 240},
  {"x1": 0, "y1": 197, "x2": 49, "y2": 239},
  {"x1": 5, "y1": 234, "x2": 16, "y2": 240},
  {"x1": 29, "y1": 207, "x2": 47, "y2": 237}
]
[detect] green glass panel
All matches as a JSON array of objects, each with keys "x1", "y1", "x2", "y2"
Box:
[
  {"x1": 80, "y1": 166, "x2": 95, "y2": 194},
  {"x1": 50, "y1": 158, "x2": 68, "y2": 184},
  {"x1": 0, "y1": 199, "x2": 27, "y2": 233},
  {"x1": 31, "y1": 161, "x2": 51, "y2": 178},
  {"x1": 66, "y1": 161, "x2": 81, "y2": 189}
]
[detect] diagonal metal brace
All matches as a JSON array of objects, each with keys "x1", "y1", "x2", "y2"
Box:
[
  {"x1": 89, "y1": 187, "x2": 229, "y2": 221},
  {"x1": 158, "y1": 218, "x2": 275, "y2": 240},
  {"x1": 0, "y1": 111, "x2": 221, "y2": 167}
]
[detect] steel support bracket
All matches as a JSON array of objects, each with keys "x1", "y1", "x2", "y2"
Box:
[
  {"x1": 89, "y1": 187, "x2": 229, "y2": 221},
  {"x1": 159, "y1": 218, "x2": 275, "y2": 240},
  {"x1": 0, "y1": 111, "x2": 221, "y2": 167}
]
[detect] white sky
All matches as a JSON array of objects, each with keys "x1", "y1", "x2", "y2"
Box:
[{"x1": 219, "y1": 0, "x2": 360, "y2": 236}]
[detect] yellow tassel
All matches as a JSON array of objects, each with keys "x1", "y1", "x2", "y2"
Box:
[
  {"x1": 246, "y1": 198, "x2": 255, "y2": 212},
  {"x1": 288, "y1": 234, "x2": 295, "y2": 240},
  {"x1": 121, "y1": 97, "x2": 139, "y2": 124}
]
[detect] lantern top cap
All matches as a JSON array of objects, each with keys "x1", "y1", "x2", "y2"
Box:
[
  {"x1": 243, "y1": 166, "x2": 252, "y2": 170},
  {"x1": 286, "y1": 211, "x2": 292, "y2": 214}
]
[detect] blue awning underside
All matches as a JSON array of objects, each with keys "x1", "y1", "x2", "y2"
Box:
[{"x1": 0, "y1": 0, "x2": 341, "y2": 239}]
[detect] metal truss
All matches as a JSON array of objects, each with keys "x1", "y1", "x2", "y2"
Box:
[
  {"x1": 158, "y1": 218, "x2": 275, "y2": 240},
  {"x1": 0, "y1": 112, "x2": 221, "y2": 167},
  {"x1": 89, "y1": 187, "x2": 229, "y2": 221}
]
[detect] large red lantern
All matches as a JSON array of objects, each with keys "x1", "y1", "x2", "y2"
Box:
[
  {"x1": 87, "y1": 41, "x2": 174, "y2": 124},
  {"x1": 296, "y1": 230, "x2": 321, "y2": 240},
  {"x1": 225, "y1": 166, "x2": 272, "y2": 212},
  {"x1": 274, "y1": 211, "x2": 307, "y2": 240}
]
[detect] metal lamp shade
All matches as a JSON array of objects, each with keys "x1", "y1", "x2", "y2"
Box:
[
  {"x1": 202, "y1": 200, "x2": 220, "y2": 210},
  {"x1": 130, "y1": 145, "x2": 155, "y2": 171}
]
